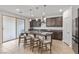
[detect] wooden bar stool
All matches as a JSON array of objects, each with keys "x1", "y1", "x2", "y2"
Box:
[
  {"x1": 18, "y1": 33, "x2": 25, "y2": 46},
  {"x1": 29, "y1": 34, "x2": 40, "y2": 52},
  {"x1": 38, "y1": 34, "x2": 53, "y2": 54},
  {"x1": 24, "y1": 35, "x2": 32, "y2": 48}
]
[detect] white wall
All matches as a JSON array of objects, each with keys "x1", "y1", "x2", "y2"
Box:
[
  {"x1": 0, "y1": 15, "x2": 3, "y2": 44},
  {"x1": 25, "y1": 18, "x2": 30, "y2": 31}
]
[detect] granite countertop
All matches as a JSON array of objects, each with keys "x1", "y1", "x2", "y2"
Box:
[{"x1": 29, "y1": 29, "x2": 62, "y2": 32}]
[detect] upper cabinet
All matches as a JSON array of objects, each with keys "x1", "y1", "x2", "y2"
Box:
[
  {"x1": 30, "y1": 16, "x2": 62, "y2": 27},
  {"x1": 46, "y1": 17, "x2": 62, "y2": 27},
  {"x1": 30, "y1": 19, "x2": 41, "y2": 27}
]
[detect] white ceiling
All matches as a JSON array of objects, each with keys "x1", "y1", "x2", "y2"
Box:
[{"x1": 0, "y1": 5, "x2": 78, "y2": 18}]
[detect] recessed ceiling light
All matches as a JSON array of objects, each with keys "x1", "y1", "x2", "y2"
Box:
[
  {"x1": 59, "y1": 9, "x2": 63, "y2": 12},
  {"x1": 42, "y1": 12, "x2": 45, "y2": 16},
  {"x1": 16, "y1": 9, "x2": 20, "y2": 11},
  {"x1": 31, "y1": 14, "x2": 34, "y2": 17}
]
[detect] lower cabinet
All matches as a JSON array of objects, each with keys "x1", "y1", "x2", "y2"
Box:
[{"x1": 53, "y1": 30, "x2": 62, "y2": 40}]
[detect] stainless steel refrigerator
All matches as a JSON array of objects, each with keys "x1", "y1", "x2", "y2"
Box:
[{"x1": 72, "y1": 8, "x2": 79, "y2": 54}]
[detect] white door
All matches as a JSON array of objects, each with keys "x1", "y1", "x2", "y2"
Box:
[
  {"x1": 0, "y1": 15, "x2": 3, "y2": 43},
  {"x1": 16, "y1": 19, "x2": 24, "y2": 38},
  {"x1": 3, "y1": 16, "x2": 16, "y2": 42},
  {"x1": 63, "y1": 7, "x2": 72, "y2": 47}
]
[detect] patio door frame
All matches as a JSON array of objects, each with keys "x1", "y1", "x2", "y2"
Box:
[
  {"x1": 16, "y1": 18, "x2": 25, "y2": 39},
  {"x1": 2, "y1": 15, "x2": 25, "y2": 43}
]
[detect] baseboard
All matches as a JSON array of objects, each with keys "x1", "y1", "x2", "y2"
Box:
[{"x1": 2, "y1": 39, "x2": 16, "y2": 43}]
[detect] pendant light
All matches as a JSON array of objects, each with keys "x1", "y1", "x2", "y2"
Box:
[
  {"x1": 42, "y1": 5, "x2": 47, "y2": 23},
  {"x1": 29, "y1": 9, "x2": 32, "y2": 22},
  {"x1": 35, "y1": 6, "x2": 39, "y2": 21}
]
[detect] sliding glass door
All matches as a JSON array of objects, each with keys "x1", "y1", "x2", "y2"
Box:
[
  {"x1": 16, "y1": 19, "x2": 25, "y2": 38},
  {"x1": 3, "y1": 15, "x2": 25, "y2": 42},
  {"x1": 3, "y1": 16, "x2": 16, "y2": 42}
]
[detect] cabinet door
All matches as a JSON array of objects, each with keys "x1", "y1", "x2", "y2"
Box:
[
  {"x1": 46, "y1": 18, "x2": 56, "y2": 27},
  {"x1": 53, "y1": 31, "x2": 62, "y2": 40},
  {"x1": 55, "y1": 17, "x2": 62, "y2": 27},
  {"x1": 46, "y1": 17, "x2": 62, "y2": 27},
  {"x1": 53, "y1": 31, "x2": 58, "y2": 39},
  {"x1": 57, "y1": 31, "x2": 62, "y2": 40}
]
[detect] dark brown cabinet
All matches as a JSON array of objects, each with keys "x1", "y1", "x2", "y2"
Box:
[
  {"x1": 46, "y1": 17, "x2": 62, "y2": 27},
  {"x1": 46, "y1": 17, "x2": 56, "y2": 27},
  {"x1": 55, "y1": 17, "x2": 62, "y2": 27},
  {"x1": 53, "y1": 30, "x2": 62, "y2": 40}
]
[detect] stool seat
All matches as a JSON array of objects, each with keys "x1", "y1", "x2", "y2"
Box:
[
  {"x1": 26, "y1": 36, "x2": 31, "y2": 39},
  {"x1": 43, "y1": 40, "x2": 51, "y2": 44},
  {"x1": 34, "y1": 38, "x2": 39, "y2": 41}
]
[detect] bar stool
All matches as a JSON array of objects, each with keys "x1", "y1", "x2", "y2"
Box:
[
  {"x1": 24, "y1": 34, "x2": 32, "y2": 48},
  {"x1": 38, "y1": 35, "x2": 44, "y2": 53},
  {"x1": 38, "y1": 34, "x2": 53, "y2": 53},
  {"x1": 18, "y1": 33, "x2": 25, "y2": 46},
  {"x1": 29, "y1": 34, "x2": 40, "y2": 52}
]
